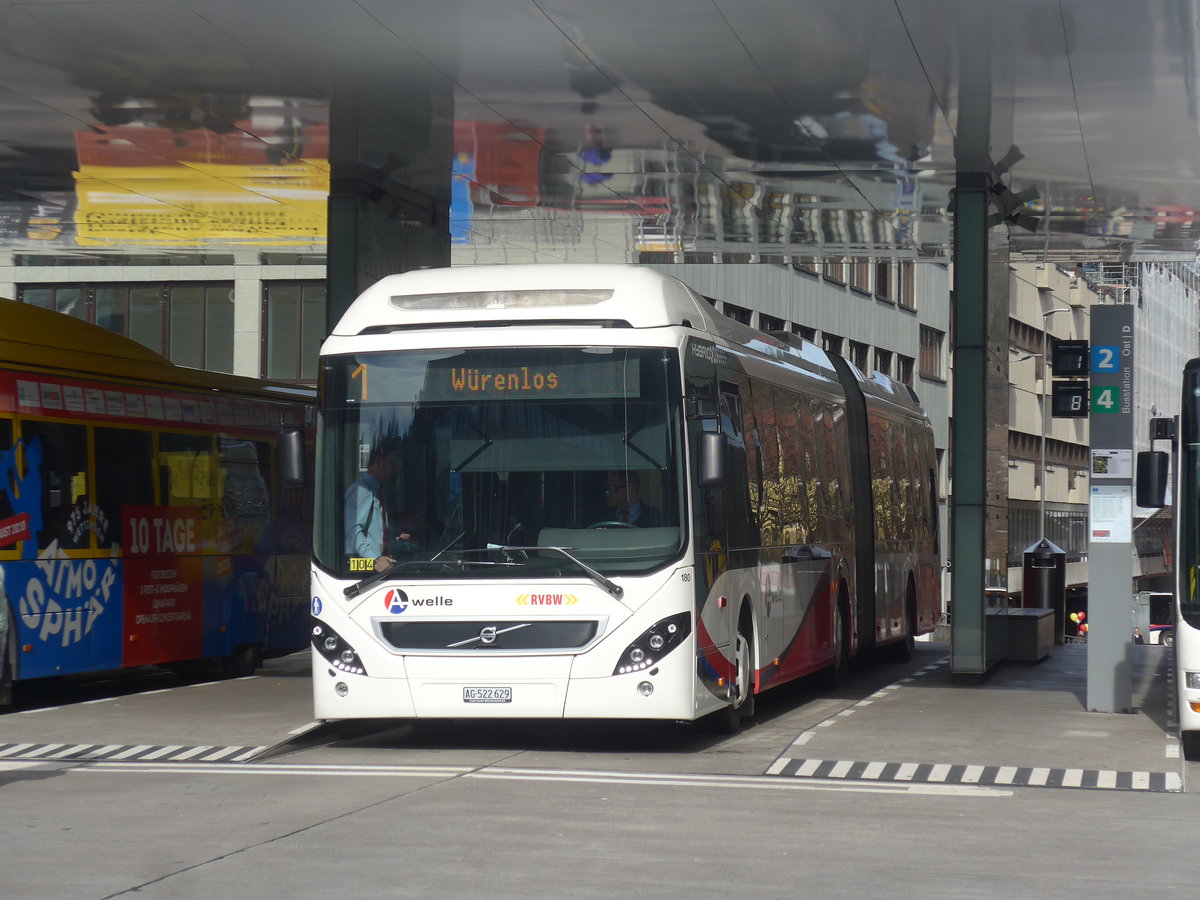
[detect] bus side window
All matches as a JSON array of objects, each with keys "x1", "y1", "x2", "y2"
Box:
[{"x1": 95, "y1": 427, "x2": 154, "y2": 551}]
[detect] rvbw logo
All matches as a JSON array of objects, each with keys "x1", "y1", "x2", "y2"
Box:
[{"x1": 384, "y1": 589, "x2": 409, "y2": 614}]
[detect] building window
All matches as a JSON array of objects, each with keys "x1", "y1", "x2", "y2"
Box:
[
  {"x1": 875, "y1": 261, "x2": 892, "y2": 299},
  {"x1": 823, "y1": 259, "x2": 847, "y2": 284},
  {"x1": 20, "y1": 285, "x2": 86, "y2": 319},
  {"x1": 792, "y1": 323, "x2": 817, "y2": 342},
  {"x1": 169, "y1": 285, "x2": 235, "y2": 372},
  {"x1": 851, "y1": 260, "x2": 871, "y2": 291},
  {"x1": 898, "y1": 262, "x2": 916, "y2": 309},
  {"x1": 849, "y1": 340, "x2": 869, "y2": 372},
  {"x1": 920, "y1": 326, "x2": 945, "y2": 379},
  {"x1": 758, "y1": 312, "x2": 784, "y2": 332},
  {"x1": 874, "y1": 348, "x2": 893, "y2": 377},
  {"x1": 18, "y1": 282, "x2": 232, "y2": 369},
  {"x1": 823, "y1": 333, "x2": 844, "y2": 356},
  {"x1": 723, "y1": 302, "x2": 751, "y2": 325},
  {"x1": 264, "y1": 281, "x2": 326, "y2": 382},
  {"x1": 896, "y1": 354, "x2": 914, "y2": 386}
]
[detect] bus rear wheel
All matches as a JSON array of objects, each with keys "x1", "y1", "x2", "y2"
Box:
[
  {"x1": 822, "y1": 592, "x2": 850, "y2": 689},
  {"x1": 884, "y1": 584, "x2": 917, "y2": 664}
]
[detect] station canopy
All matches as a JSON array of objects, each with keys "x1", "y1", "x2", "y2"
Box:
[{"x1": 0, "y1": 0, "x2": 1195, "y2": 266}]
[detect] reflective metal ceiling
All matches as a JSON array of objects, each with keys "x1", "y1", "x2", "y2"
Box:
[{"x1": 0, "y1": 0, "x2": 1197, "y2": 264}]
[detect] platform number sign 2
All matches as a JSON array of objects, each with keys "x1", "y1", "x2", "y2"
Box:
[{"x1": 1089, "y1": 344, "x2": 1121, "y2": 416}]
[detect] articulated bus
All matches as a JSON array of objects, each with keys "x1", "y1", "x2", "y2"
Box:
[
  {"x1": 311, "y1": 265, "x2": 940, "y2": 729},
  {"x1": 1143, "y1": 357, "x2": 1200, "y2": 758},
  {"x1": 0, "y1": 299, "x2": 314, "y2": 704}
]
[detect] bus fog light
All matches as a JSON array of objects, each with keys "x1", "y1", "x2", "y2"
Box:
[
  {"x1": 335, "y1": 682, "x2": 349, "y2": 697},
  {"x1": 1186, "y1": 673, "x2": 1200, "y2": 690},
  {"x1": 637, "y1": 681, "x2": 654, "y2": 697}
]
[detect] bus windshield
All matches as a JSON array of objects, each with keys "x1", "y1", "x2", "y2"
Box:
[{"x1": 315, "y1": 346, "x2": 686, "y2": 581}]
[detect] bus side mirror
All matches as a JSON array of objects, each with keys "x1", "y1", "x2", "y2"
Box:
[
  {"x1": 1136, "y1": 450, "x2": 1168, "y2": 508},
  {"x1": 278, "y1": 428, "x2": 308, "y2": 487},
  {"x1": 698, "y1": 431, "x2": 727, "y2": 488}
]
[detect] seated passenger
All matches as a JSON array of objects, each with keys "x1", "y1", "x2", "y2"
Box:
[{"x1": 604, "y1": 470, "x2": 659, "y2": 527}]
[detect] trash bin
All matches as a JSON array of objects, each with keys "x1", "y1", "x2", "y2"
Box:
[{"x1": 1023, "y1": 538, "x2": 1066, "y2": 644}]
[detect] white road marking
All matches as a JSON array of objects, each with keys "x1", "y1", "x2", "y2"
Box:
[
  {"x1": 861, "y1": 761, "x2": 886, "y2": 780},
  {"x1": 139, "y1": 745, "x2": 183, "y2": 760},
  {"x1": 65, "y1": 760, "x2": 1010, "y2": 795}
]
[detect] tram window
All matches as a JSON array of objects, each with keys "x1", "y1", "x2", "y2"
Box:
[
  {"x1": 0, "y1": 418, "x2": 14, "y2": 524},
  {"x1": 95, "y1": 428, "x2": 154, "y2": 550},
  {"x1": 19, "y1": 421, "x2": 90, "y2": 551},
  {"x1": 159, "y1": 431, "x2": 214, "y2": 510},
  {"x1": 218, "y1": 438, "x2": 271, "y2": 550}
]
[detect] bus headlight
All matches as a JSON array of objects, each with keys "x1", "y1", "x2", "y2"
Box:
[
  {"x1": 613, "y1": 612, "x2": 691, "y2": 675},
  {"x1": 1185, "y1": 672, "x2": 1200, "y2": 690},
  {"x1": 312, "y1": 622, "x2": 368, "y2": 675}
]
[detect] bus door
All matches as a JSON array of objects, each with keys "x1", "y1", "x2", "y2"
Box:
[{"x1": 685, "y1": 341, "x2": 733, "y2": 686}]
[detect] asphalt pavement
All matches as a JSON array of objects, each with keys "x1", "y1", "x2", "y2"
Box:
[{"x1": 0, "y1": 640, "x2": 1184, "y2": 792}]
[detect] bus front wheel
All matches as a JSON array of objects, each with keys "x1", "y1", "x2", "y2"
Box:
[
  {"x1": 1183, "y1": 731, "x2": 1200, "y2": 762},
  {"x1": 704, "y1": 611, "x2": 754, "y2": 734}
]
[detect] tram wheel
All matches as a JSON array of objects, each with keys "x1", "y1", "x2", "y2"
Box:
[{"x1": 221, "y1": 643, "x2": 263, "y2": 678}]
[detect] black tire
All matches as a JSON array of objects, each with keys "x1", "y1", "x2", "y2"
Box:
[
  {"x1": 1183, "y1": 730, "x2": 1200, "y2": 762},
  {"x1": 704, "y1": 610, "x2": 755, "y2": 734},
  {"x1": 1162, "y1": 629, "x2": 1175, "y2": 648},
  {"x1": 884, "y1": 584, "x2": 917, "y2": 664},
  {"x1": 221, "y1": 643, "x2": 263, "y2": 678},
  {"x1": 822, "y1": 592, "x2": 850, "y2": 689}
]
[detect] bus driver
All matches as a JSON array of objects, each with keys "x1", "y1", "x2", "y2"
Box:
[
  {"x1": 604, "y1": 470, "x2": 659, "y2": 527},
  {"x1": 344, "y1": 439, "x2": 410, "y2": 572}
]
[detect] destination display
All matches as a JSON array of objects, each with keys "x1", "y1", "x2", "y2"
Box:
[{"x1": 341, "y1": 350, "x2": 643, "y2": 403}]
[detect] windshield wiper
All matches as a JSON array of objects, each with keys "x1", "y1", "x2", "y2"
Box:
[{"x1": 498, "y1": 545, "x2": 624, "y2": 599}]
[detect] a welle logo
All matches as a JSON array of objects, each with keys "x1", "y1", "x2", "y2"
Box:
[
  {"x1": 450, "y1": 367, "x2": 559, "y2": 393},
  {"x1": 382, "y1": 588, "x2": 453, "y2": 614}
]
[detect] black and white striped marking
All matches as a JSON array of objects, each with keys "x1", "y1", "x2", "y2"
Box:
[
  {"x1": 0, "y1": 742, "x2": 266, "y2": 764},
  {"x1": 768, "y1": 654, "x2": 1182, "y2": 792},
  {"x1": 764, "y1": 756, "x2": 1182, "y2": 792}
]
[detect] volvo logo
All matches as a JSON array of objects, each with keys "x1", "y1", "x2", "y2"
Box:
[{"x1": 445, "y1": 622, "x2": 534, "y2": 649}]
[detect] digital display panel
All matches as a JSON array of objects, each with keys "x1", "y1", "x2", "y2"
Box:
[
  {"x1": 422, "y1": 355, "x2": 640, "y2": 401},
  {"x1": 334, "y1": 349, "x2": 644, "y2": 405},
  {"x1": 1051, "y1": 381, "x2": 1089, "y2": 417},
  {"x1": 1052, "y1": 339, "x2": 1090, "y2": 377}
]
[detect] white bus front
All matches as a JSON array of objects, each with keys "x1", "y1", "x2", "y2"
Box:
[{"x1": 310, "y1": 344, "x2": 705, "y2": 720}]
